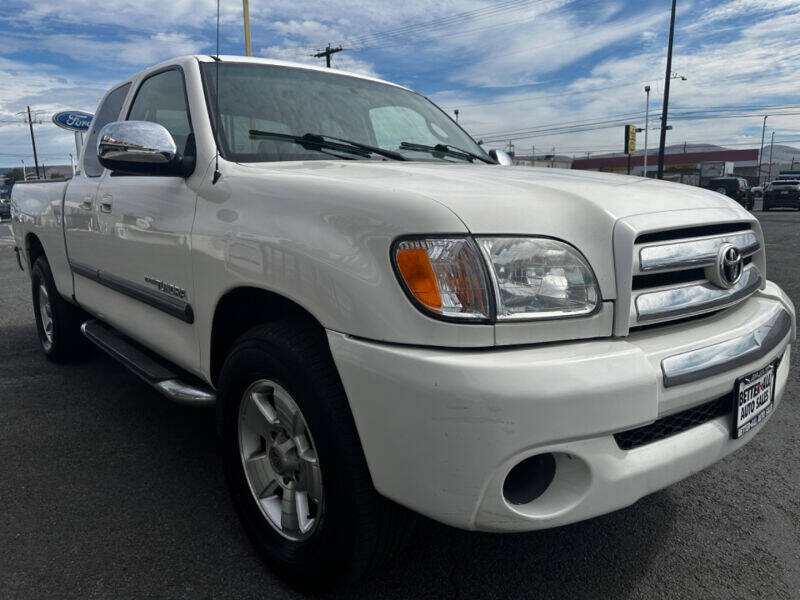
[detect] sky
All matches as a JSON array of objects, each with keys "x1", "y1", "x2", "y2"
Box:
[{"x1": 1, "y1": 0, "x2": 799, "y2": 168}]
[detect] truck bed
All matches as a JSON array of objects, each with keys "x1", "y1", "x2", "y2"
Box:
[{"x1": 11, "y1": 178, "x2": 73, "y2": 296}]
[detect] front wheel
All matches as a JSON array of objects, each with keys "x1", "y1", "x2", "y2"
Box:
[{"x1": 218, "y1": 320, "x2": 413, "y2": 589}]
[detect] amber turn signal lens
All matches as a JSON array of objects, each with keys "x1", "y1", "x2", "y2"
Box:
[
  {"x1": 396, "y1": 248, "x2": 442, "y2": 310},
  {"x1": 393, "y1": 237, "x2": 490, "y2": 320}
]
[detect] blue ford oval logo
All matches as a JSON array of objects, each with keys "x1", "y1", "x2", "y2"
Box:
[{"x1": 52, "y1": 110, "x2": 93, "y2": 132}]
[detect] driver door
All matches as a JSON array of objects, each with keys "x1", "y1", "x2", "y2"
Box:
[{"x1": 89, "y1": 67, "x2": 199, "y2": 372}]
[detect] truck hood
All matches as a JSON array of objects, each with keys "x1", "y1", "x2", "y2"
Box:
[
  {"x1": 236, "y1": 160, "x2": 751, "y2": 298},
  {"x1": 238, "y1": 160, "x2": 738, "y2": 227}
]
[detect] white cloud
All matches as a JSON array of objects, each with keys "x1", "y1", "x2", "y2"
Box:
[
  {"x1": 0, "y1": 58, "x2": 110, "y2": 167},
  {"x1": 2, "y1": 0, "x2": 799, "y2": 167},
  {"x1": 3, "y1": 0, "x2": 250, "y2": 30},
  {"x1": 38, "y1": 32, "x2": 208, "y2": 65}
]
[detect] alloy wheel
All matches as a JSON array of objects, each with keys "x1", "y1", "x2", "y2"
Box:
[{"x1": 237, "y1": 379, "x2": 323, "y2": 541}]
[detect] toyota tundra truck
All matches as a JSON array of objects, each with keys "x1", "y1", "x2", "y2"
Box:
[{"x1": 10, "y1": 55, "x2": 796, "y2": 587}]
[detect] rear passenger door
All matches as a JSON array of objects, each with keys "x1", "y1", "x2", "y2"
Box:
[
  {"x1": 89, "y1": 67, "x2": 199, "y2": 372},
  {"x1": 65, "y1": 82, "x2": 131, "y2": 299}
]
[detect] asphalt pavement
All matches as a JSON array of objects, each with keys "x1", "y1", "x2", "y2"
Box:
[{"x1": 1, "y1": 211, "x2": 799, "y2": 600}]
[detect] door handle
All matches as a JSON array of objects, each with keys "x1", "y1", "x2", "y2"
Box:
[{"x1": 100, "y1": 194, "x2": 113, "y2": 213}]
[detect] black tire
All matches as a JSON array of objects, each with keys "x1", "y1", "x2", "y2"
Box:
[
  {"x1": 31, "y1": 256, "x2": 87, "y2": 361},
  {"x1": 218, "y1": 320, "x2": 413, "y2": 590}
]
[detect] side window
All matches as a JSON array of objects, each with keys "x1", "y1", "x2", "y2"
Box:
[
  {"x1": 83, "y1": 83, "x2": 131, "y2": 177},
  {"x1": 128, "y1": 69, "x2": 193, "y2": 156}
]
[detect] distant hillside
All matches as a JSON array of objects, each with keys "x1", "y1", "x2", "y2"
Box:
[
  {"x1": 590, "y1": 143, "x2": 800, "y2": 162},
  {"x1": 758, "y1": 144, "x2": 800, "y2": 165}
]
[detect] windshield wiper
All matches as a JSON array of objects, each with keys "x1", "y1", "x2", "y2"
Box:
[
  {"x1": 399, "y1": 141, "x2": 495, "y2": 164},
  {"x1": 249, "y1": 130, "x2": 407, "y2": 161}
]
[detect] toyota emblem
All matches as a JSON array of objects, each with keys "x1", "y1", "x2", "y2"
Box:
[{"x1": 715, "y1": 243, "x2": 743, "y2": 288}]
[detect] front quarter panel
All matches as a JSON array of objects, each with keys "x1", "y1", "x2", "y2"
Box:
[{"x1": 191, "y1": 162, "x2": 495, "y2": 375}]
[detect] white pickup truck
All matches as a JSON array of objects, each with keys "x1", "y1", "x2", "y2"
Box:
[{"x1": 10, "y1": 55, "x2": 795, "y2": 587}]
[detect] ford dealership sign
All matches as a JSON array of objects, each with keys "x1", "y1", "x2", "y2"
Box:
[{"x1": 52, "y1": 110, "x2": 93, "y2": 132}]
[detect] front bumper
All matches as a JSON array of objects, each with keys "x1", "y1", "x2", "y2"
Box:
[{"x1": 328, "y1": 281, "x2": 795, "y2": 532}]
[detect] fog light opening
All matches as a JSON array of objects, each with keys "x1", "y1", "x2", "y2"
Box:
[{"x1": 502, "y1": 453, "x2": 557, "y2": 506}]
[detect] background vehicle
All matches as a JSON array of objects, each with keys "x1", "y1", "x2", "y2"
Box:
[
  {"x1": 0, "y1": 199, "x2": 11, "y2": 220},
  {"x1": 10, "y1": 56, "x2": 795, "y2": 588},
  {"x1": 706, "y1": 177, "x2": 753, "y2": 209},
  {"x1": 763, "y1": 179, "x2": 800, "y2": 211}
]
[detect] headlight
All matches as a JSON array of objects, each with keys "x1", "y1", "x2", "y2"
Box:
[
  {"x1": 478, "y1": 237, "x2": 600, "y2": 320},
  {"x1": 393, "y1": 237, "x2": 491, "y2": 320},
  {"x1": 393, "y1": 236, "x2": 600, "y2": 322}
]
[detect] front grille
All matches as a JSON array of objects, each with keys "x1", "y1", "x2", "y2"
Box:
[
  {"x1": 626, "y1": 225, "x2": 762, "y2": 329},
  {"x1": 614, "y1": 395, "x2": 730, "y2": 450}
]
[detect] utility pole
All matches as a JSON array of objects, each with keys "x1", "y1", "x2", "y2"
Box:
[
  {"x1": 643, "y1": 85, "x2": 650, "y2": 178},
  {"x1": 313, "y1": 43, "x2": 343, "y2": 68},
  {"x1": 242, "y1": 0, "x2": 252, "y2": 56},
  {"x1": 26, "y1": 106, "x2": 41, "y2": 179},
  {"x1": 757, "y1": 115, "x2": 768, "y2": 186},
  {"x1": 766, "y1": 131, "x2": 775, "y2": 183},
  {"x1": 657, "y1": 0, "x2": 677, "y2": 179}
]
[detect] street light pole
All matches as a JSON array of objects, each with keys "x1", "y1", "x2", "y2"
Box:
[
  {"x1": 643, "y1": 85, "x2": 651, "y2": 178},
  {"x1": 766, "y1": 131, "x2": 775, "y2": 183},
  {"x1": 656, "y1": 0, "x2": 677, "y2": 180},
  {"x1": 27, "y1": 106, "x2": 41, "y2": 179},
  {"x1": 757, "y1": 115, "x2": 768, "y2": 186}
]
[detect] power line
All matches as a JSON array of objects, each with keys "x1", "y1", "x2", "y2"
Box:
[{"x1": 474, "y1": 105, "x2": 800, "y2": 141}]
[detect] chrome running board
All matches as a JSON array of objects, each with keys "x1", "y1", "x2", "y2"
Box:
[{"x1": 80, "y1": 320, "x2": 216, "y2": 406}]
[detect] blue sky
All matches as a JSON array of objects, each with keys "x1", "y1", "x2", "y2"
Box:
[{"x1": 2, "y1": 0, "x2": 799, "y2": 167}]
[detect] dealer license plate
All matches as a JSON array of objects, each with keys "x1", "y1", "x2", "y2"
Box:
[{"x1": 733, "y1": 363, "x2": 775, "y2": 439}]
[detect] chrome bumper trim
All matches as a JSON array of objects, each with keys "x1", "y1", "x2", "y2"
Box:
[
  {"x1": 638, "y1": 231, "x2": 759, "y2": 273},
  {"x1": 661, "y1": 307, "x2": 791, "y2": 387},
  {"x1": 635, "y1": 265, "x2": 761, "y2": 323}
]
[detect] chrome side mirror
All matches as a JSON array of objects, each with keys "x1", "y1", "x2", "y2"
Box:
[
  {"x1": 488, "y1": 149, "x2": 513, "y2": 166},
  {"x1": 97, "y1": 121, "x2": 191, "y2": 176}
]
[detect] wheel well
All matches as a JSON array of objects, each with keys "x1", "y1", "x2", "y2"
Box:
[
  {"x1": 25, "y1": 233, "x2": 45, "y2": 269},
  {"x1": 209, "y1": 287, "x2": 325, "y2": 386}
]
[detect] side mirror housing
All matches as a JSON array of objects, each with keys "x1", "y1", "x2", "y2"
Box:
[
  {"x1": 97, "y1": 121, "x2": 193, "y2": 176},
  {"x1": 488, "y1": 149, "x2": 513, "y2": 166}
]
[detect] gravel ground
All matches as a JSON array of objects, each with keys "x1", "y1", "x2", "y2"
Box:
[{"x1": 0, "y1": 211, "x2": 798, "y2": 600}]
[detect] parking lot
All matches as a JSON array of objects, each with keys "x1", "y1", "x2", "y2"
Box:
[{"x1": 1, "y1": 208, "x2": 799, "y2": 600}]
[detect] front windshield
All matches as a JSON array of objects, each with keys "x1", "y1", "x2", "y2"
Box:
[{"x1": 201, "y1": 62, "x2": 489, "y2": 164}]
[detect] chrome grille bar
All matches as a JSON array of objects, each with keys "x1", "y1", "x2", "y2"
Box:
[
  {"x1": 633, "y1": 265, "x2": 761, "y2": 323},
  {"x1": 638, "y1": 231, "x2": 759, "y2": 273}
]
